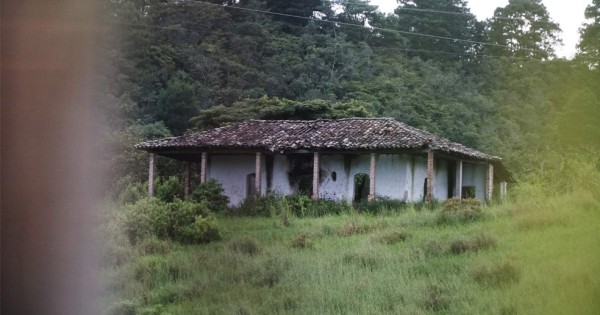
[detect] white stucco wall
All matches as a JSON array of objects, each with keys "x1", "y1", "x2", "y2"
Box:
[
  {"x1": 462, "y1": 162, "x2": 486, "y2": 202},
  {"x1": 208, "y1": 154, "x2": 267, "y2": 206},
  {"x1": 318, "y1": 154, "x2": 349, "y2": 201},
  {"x1": 410, "y1": 156, "x2": 428, "y2": 202},
  {"x1": 270, "y1": 154, "x2": 293, "y2": 196},
  {"x1": 206, "y1": 152, "x2": 482, "y2": 205},
  {"x1": 434, "y1": 159, "x2": 449, "y2": 200}
]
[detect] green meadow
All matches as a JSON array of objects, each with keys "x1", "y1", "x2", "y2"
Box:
[{"x1": 101, "y1": 187, "x2": 600, "y2": 315}]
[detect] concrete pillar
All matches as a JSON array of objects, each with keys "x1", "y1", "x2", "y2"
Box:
[
  {"x1": 486, "y1": 163, "x2": 494, "y2": 202},
  {"x1": 255, "y1": 152, "x2": 262, "y2": 196},
  {"x1": 183, "y1": 161, "x2": 190, "y2": 199},
  {"x1": 455, "y1": 160, "x2": 463, "y2": 199},
  {"x1": 148, "y1": 153, "x2": 155, "y2": 196},
  {"x1": 425, "y1": 151, "x2": 434, "y2": 202},
  {"x1": 200, "y1": 152, "x2": 207, "y2": 184},
  {"x1": 499, "y1": 181, "x2": 507, "y2": 200},
  {"x1": 368, "y1": 153, "x2": 377, "y2": 201},
  {"x1": 312, "y1": 152, "x2": 320, "y2": 200}
]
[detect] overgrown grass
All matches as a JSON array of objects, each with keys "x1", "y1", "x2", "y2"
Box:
[{"x1": 101, "y1": 187, "x2": 600, "y2": 314}]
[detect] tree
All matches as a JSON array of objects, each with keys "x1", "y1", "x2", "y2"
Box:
[
  {"x1": 393, "y1": 0, "x2": 484, "y2": 63},
  {"x1": 577, "y1": 0, "x2": 600, "y2": 66},
  {"x1": 487, "y1": 0, "x2": 561, "y2": 59}
]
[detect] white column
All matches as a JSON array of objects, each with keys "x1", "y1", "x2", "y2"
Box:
[
  {"x1": 486, "y1": 163, "x2": 494, "y2": 202},
  {"x1": 148, "y1": 153, "x2": 155, "y2": 196},
  {"x1": 200, "y1": 152, "x2": 207, "y2": 184},
  {"x1": 312, "y1": 152, "x2": 320, "y2": 200},
  {"x1": 426, "y1": 151, "x2": 434, "y2": 202},
  {"x1": 368, "y1": 153, "x2": 377, "y2": 201},
  {"x1": 255, "y1": 152, "x2": 262, "y2": 196},
  {"x1": 455, "y1": 160, "x2": 463, "y2": 199}
]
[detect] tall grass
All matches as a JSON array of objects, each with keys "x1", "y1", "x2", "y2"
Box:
[{"x1": 101, "y1": 156, "x2": 600, "y2": 314}]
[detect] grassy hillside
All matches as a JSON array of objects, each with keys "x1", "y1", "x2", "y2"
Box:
[{"x1": 102, "y1": 190, "x2": 600, "y2": 315}]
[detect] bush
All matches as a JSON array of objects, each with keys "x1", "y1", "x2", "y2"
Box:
[
  {"x1": 291, "y1": 233, "x2": 313, "y2": 249},
  {"x1": 354, "y1": 197, "x2": 409, "y2": 214},
  {"x1": 155, "y1": 176, "x2": 183, "y2": 202},
  {"x1": 437, "y1": 198, "x2": 482, "y2": 224},
  {"x1": 473, "y1": 261, "x2": 521, "y2": 287},
  {"x1": 450, "y1": 234, "x2": 497, "y2": 254},
  {"x1": 235, "y1": 195, "x2": 279, "y2": 217},
  {"x1": 190, "y1": 179, "x2": 229, "y2": 212},
  {"x1": 120, "y1": 198, "x2": 220, "y2": 244},
  {"x1": 228, "y1": 236, "x2": 261, "y2": 255},
  {"x1": 373, "y1": 230, "x2": 411, "y2": 245}
]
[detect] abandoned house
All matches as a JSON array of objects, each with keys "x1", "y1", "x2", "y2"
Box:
[{"x1": 136, "y1": 118, "x2": 511, "y2": 206}]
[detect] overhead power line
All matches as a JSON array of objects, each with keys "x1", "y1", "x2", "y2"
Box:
[
  {"x1": 183, "y1": 0, "x2": 548, "y2": 54},
  {"x1": 112, "y1": 21, "x2": 552, "y2": 62},
  {"x1": 321, "y1": 0, "x2": 524, "y2": 21}
]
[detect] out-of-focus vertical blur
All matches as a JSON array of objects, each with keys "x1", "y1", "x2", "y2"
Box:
[{"x1": 2, "y1": 1, "x2": 102, "y2": 314}]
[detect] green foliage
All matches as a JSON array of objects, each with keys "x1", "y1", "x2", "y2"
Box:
[
  {"x1": 437, "y1": 198, "x2": 483, "y2": 224},
  {"x1": 154, "y1": 176, "x2": 182, "y2": 203},
  {"x1": 190, "y1": 179, "x2": 229, "y2": 212},
  {"x1": 191, "y1": 96, "x2": 371, "y2": 130},
  {"x1": 472, "y1": 261, "x2": 521, "y2": 287},
  {"x1": 488, "y1": 0, "x2": 562, "y2": 59},
  {"x1": 449, "y1": 234, "x2": 497, "y2": 254},
  {"x1": 227, "y1": 236, "x2": 261, "y2": 255},
  {"x1": 119, "y1": 198, "x2": 220, "y2": 245}
]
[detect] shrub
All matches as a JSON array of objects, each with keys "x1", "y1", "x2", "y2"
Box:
[
  {"x1": 177, "y1": 215, "x2": 221, "y2": 244},
  {"x1": 354, "y1": 197, "x2": 409, "y2": 214},
  {"x1": 235, "y1": 195, "x2": 279, "y2": 217},
  {"x1": 449, "y1": 234, "x2": 497, "y2": 254},
  {"x1": 424, "y1": 284, "x2": 449, "y2": 312},
  {"x1": 423, "y1": 239, "x2": 447, "y2": 257},
  {"x1": 291, "y1": 233, "x2": 313, "y2": 249},
  {"x1": 437, "y1": 198, "x2": 482, "y2": 224},
  {"x1": 228, "y1": 236, "x2": 261, "y2": 255},
  {"x1": 338, "y1": 222, "x2": 372, "y2": 237},
  {"x1": 117, "y1": 183, "x2": 148, "y2": 205},
  {"x1": 154, "y1": 176, "x2": 183, "y2": 202},
  {"x1": 120, "y1": 198, "x2": 220, "y2": 244},
  {"x1": 120, "y1": 198, "x2": 169, "y2": 244},
  {"x1": 136, "y1": 237, "x2": 172, "y2": 256},
  {"x1": 190, "y1": 179, "x2": 229, "y2": 212},
  {"x1": 373, "y1": 230, "x2": 411, "y2": 245},
  {"x1": 473, "y1": 261, "x2": 521, "y2": 287}
]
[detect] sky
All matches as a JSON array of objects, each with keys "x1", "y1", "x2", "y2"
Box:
[{"x1": 369, "y1": 0, "x2": 593, "y2": 58}]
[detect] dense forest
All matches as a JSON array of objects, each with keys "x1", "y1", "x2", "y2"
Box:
[{"x1": 100, "y1": 0, "x2": 600, "y2": 187}]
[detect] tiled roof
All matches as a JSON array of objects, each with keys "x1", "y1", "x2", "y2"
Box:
[{"x1": 136, "y1": 118, "x2": 501, "y2": 161}]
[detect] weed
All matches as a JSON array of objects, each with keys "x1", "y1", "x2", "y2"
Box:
[
  {"x1": 449, "y1": 234, "x2": 497, "y2": 254},
  {"x1": 343, "y1": 252, "x2": 380, "y2": 270},
  {"x1": 423, "y1": 284, "x2": 449, "y2": 312},
  {"x1": 338, "y1": 222, "x2": 373, "y2": 236},
  {"x1": 437, "y1": 198, "x2": 482, "y2": 224},
  {"x1": 227, "y1": 236, "x2": 261, "y2": 255},
  {"x1": 473, "y1": 261, "x2": 521, "y2": 287},
  {"x1": 136, "y1": 237, "x2": 172, "y2": 256},
  {"x1": 423, "y1": 239, "x2": 447, "y2": 257},
  {"x1": 373, "y1": 230, "x2": 411, "y2": 245},
  {"x1": 291, "y1": 232, "x2": 313, "y2": 249}
]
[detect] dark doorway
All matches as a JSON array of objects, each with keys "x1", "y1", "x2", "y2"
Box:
[
  {"x1": 288, "y1": 155, "x2": 313, "y2": 196},
  {"x1": 246, "y1": 173, "x2": 256, "y2": 197},
  {"x1": 447, "y1": 161, "x2": 456, "y2": 198},
  {"x1": 354, "y1": 173, "x2": 370, "y2": 202}
]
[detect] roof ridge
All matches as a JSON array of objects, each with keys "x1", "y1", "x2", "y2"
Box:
[{"x1": 248, "y1": 117, "x2": 396, "y2": 123}]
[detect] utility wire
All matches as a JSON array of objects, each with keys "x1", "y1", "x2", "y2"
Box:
[
  {"x1": 112, "y1": 20, "x2": 553, "y2": 62},
  {"x1": 184, "y1": 0, "x2": 547, "y2": 54},
  {"x1": 322, "y1": 0, "x2": 525, "y2": 21}
]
